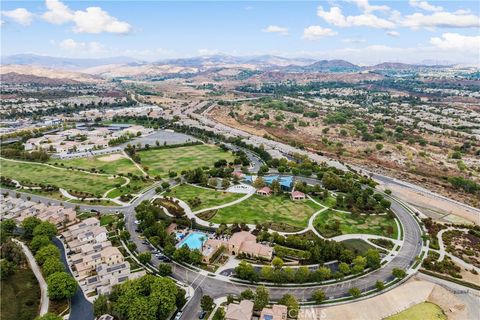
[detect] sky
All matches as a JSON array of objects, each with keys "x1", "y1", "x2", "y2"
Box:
[{"x1": 1, "y1": 0, "x2": 479, "y2": 64}]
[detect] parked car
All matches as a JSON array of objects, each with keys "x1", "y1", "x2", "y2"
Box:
[
  {"x1": 198, "y1": 311, "x2": 207, "y2": 319},
  {"x1": 134, "y1": 220, "x2": 140, "y2": 225},
  {"x1": 174, "y1": 312, "x2": 182, "y2": 320}
]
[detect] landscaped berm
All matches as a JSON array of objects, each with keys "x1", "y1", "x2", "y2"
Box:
[
  {"x1": 207, "y1": 194, "x2": 321, "y2": 232},
  {"x1": 314, "y1": 209, "x2": 398, "y2": 239},
  {"x1": 137, "y1": 144, "x2": 235, "y2": 177},
  {"x1": 166, "y1": 184, "x2": 244, "y2": 211},
  {"x1": 385, "y1": 302, "x2": 447, "y2": 320}
]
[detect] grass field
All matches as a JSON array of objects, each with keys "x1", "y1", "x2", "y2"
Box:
[
  {"x1": 1, "y1": 158, "x2": 124, "y2": 197},
  {"x1": 385, "y1": 302, "x2": 446, "y2": 320},
  {"x1": 166, "y1": 184, "x2": 244, "y2": 211},
  {"x1": 1, "y1": 267, "x2": 40, "y2": 320},
  {"x1": 314, "y1": 209, "x2": 398, "y2": 239},
  {"x1": 209, "y1": 194, "x2": 321, "y2": 231},
  {"x1": 341, "y1": 239, "x2": 376, "y2": 255},
  {"x1": 49, "y1": 154, "x2": 142, "y2": 176},
  {"x1": 137, "y1": 144, "x2": 235, "y2": 177}
]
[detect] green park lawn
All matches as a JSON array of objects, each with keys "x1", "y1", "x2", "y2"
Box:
[
  {"x1": 209, "y1": 194, "x2": 321, "y2": 232},
  {"x1": 314, "y1": 209, "x2": 398, "y2": 239},
  {"x1": 137, "y1": 144, "x2": 235, "y2": 177},
  {"x1": 166, "y1": 184, "x2": 244, "y2": 211},
  {"x1": 1, "y1": 267, "x2": 40, "y2": 320},
  {"x1": 0, "y1": 158, "x2": 125, "y2": 198},
  {"x1": 386, "y1": 302, "x2": 446, "y2": 320},
  {"x1": 49, "y1": 153, "x2": 142, "y2": 176}
]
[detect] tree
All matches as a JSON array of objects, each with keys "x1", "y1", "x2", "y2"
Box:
[
  {"x1": 31, "y1": 235, "x2": 51, "y2": 253},
  {"x1": 312, "y1": 289, "x2": 325, "y2": 304},
  {"x1": 47, "y1": 272, "x2": 77, "y2": 300},
  {"x1": 253, "y1": 177, "x2": 266, "y2": 189},
  {"x1": 375, "y1": 280, "x2": 385, "y2": 291},
  {"x1": 352, "y1": 256, "x2": 367, "y2": 273},
  {"x1": 33, "y1": 222, "x2": 57, "y2": 239},
  {"x1": 21, "y1": 216, "x2": 41, "y2": 239},
  {"x1": 348, "y1": 287, "x2": 361, "y2": 298},
  {"x1": 254, "y1": 286, "x2": 269, "y2": 311},
  {"x1": 158, "y1": 263, "x2": 172, "y2": 276},
  {"x1": 365, "y1": 249, "x2": 381, "y2": 269},
  {"x1": 35, "y1": 244, "x2": 60, "y2": 265},
  {"x1": 240, "y1": 289, "x2": 254, "y2": 300},
  {"x1": 0, "y1": 219, "x2": 16, "y2": 235},
  {"x1": 201, "y1": 295, "x2": 214, "y2": 312},
  {"x1": 392, "y1": 268, "x2": 406, "y2": 279},
  {"x1": 0, "y1": 260, "x2": 16, "y2": 279},
  {"x1": 235, "y1": 261, "x2": 257, "y2": 282},
  {"x1": 43, "y1": 257, "x2": 65, "y2": 277},
  {"x1": 93, "y1": 294, "x2": 109, "y2": 317},
  {"x1": 270, "y1": 179, "x2": 281, "y2": 194},
  {"x1": 279, "y1": 294, "x2": 299, "y2": 318},
  {"x1": 338, "y1": 262, "x2": 350, "y2": 275},
  {"x1": 138, "y1": 252, "x2": 152, "y2": 265},
  {"x1": 110, "y1": 275, "x2": 178, "y2": 320},
  {"x1": 272, "y1": 257, "x2": 284, "y2": 269},
  {"x1": 35, "y1": 313, "x2": 63, "y2": 320},
  {"x1": 212, "y1": 307, "x2": 225, "y2": 320}
]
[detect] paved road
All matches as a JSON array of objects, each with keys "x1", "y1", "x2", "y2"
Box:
[
  {"x1": 121, "y1": 176, "x2": 423, "y2": 319},
  {"x1": 13, "y1": 239, "x2": 49, "y2": 316},
  {"x1": 53, "y1": 237, "x2": 94, "y2": 320}
]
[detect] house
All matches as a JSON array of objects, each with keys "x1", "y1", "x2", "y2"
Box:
[
  {"x1": 225, "y1": 300, "x2": 254, "y2": 320},
  {"x1": 291, "y1": 190, "x2": 306, "y2": 200},
  {"x1": 228, "y1": 231, "x2": 273, "y2": 260},
  {"x1": 257, "y1": 186, "x2": 272, "y2": 196},
  {"x1": 201, "y1": 231, "x2": 273, "y2": 262},
  {"x1": 260, "y1": 305, "x2": 288, "y2": 320}
]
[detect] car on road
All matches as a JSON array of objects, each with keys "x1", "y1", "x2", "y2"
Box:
[
  {"x1": 198, "y1": 311, "x2": 207, "y2": 319},
  {"x1": 90, "y1": 209, "x2": 100, "y2": 213},
  {"x1": 142, "y1": 240, "x2": 149, "y2": 245},
  {"x1": 135, "y1": 229, "x2": 141, "y2": 233},
  {"x1": 134, "y1": 220, "x2": 140, "y2": 225}
]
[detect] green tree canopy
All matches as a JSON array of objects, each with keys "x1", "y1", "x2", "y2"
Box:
[
  {"x1": 47, "y1": 272, "x2": 77, "y2": 300},
  {"x1": 35, "y1": 244, "x2": 60, "y2": 265}
]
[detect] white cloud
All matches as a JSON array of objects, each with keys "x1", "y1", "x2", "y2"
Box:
[
  {"x1": 386, "y1": 31, "x2": 400, "y2": 37},
  {"x1": 409, "y1": 0, "x2": 443, "y2": 12},
  {"x1": 302, "y1": 26, "x2": 337, "y2": 40},
  {"x1": 402, "y1": 11, "x2": 480, "y2": 29},
  {"x1": 349, "y1": 0, "x2": 390, "y2": 13},
  {"x1": 1, "y1": 8, "x2": 34, "y2": 26},
  {"x1": 430, "y1": 33, "x2": 480, "y2": 52},
  {"x1": 317, "y1": 6, "x2": 396, "y2": 29},
  {"x1": 342, "y1": 37, "x2": 367, "y2": 44},
  {"x1": 262, "y1": 25, "x2": 289, "y2": 35},
  {"x1": 42, "y1": 0, "x2": 131, "y2": 34},
  {"x1": 42, "y1": 0, "x2": 73, "y2": 24},
  {"x1": 58, "y1": 38, "x2": 105, "y2": 54}
]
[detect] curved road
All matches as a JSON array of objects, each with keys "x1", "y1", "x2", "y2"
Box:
[{"x1": 1, "y1": 162, "x2": 424, "y2": 320}]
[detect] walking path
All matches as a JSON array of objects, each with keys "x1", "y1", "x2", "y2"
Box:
[
  {"x1": 122, "y1": 151, "x2": 148, "y2": 176},
  {"x1": 13, "y1": 239, "x2": 49, "y2": 316}
]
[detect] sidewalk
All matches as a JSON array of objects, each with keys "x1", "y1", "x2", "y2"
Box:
[{"x1": 13, "y1": 239, "x2": 49, "y2": 316}]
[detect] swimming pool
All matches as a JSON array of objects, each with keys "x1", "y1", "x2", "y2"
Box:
[{"x1": 177, "y1": 232, "x2": 208, "y2": 250}]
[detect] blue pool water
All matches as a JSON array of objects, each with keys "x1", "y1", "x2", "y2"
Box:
[{"x1": 177, "y1": 232, "x2": 208, "y2": 250}]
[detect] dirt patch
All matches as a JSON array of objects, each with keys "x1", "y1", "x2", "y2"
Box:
[
  {"x1": 97, "y1": 153, "x2": 125, "y2": 162},
  {"x1": 381, "y1": 183, "x2": 478, "y2": 225},
  {"x1": 299, "y1": 277, "x2": 471, "y2": 320}
]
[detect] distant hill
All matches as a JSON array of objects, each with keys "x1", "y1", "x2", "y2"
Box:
[
  {"x1": 1, "y1": 54, "x2": 144, "y2": 70},
  {"x1": 0, "y1": 65, "x2": 103, "y2": 83},
  {"x1": 283, "y1": 59, "x2": 361, "y2": 73},
  {"x1": 0, "y1": 72, "x2": 81, "y2": 85}
]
